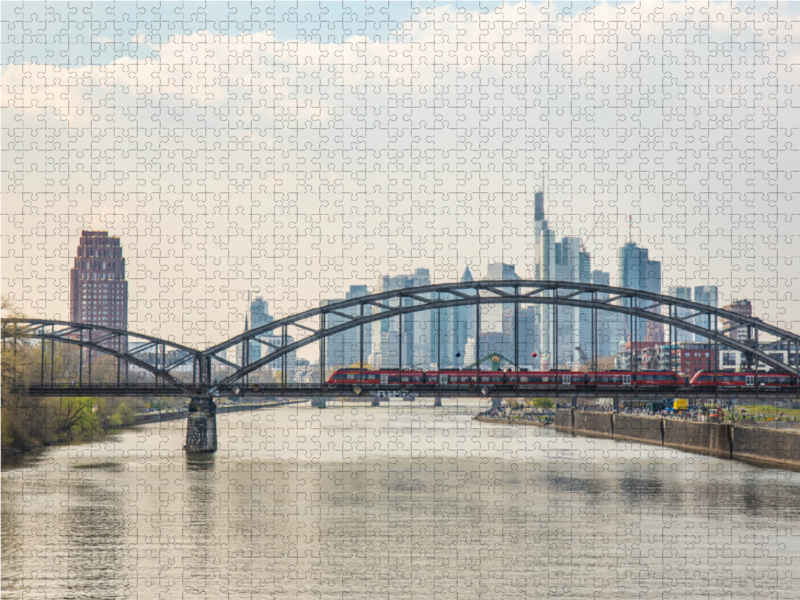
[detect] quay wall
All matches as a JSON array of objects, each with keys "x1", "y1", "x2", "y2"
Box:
[
  {"x1": 572, "y1": 411, "x2": 614, "y2": 439},
  {"x1": 613, "y1": 414, "x2": 663, "y2": 446},
  {"x1": 731, "y1": 425, "x2": 800, "y2": 469},
  {"x1": 554, "y1": 409, "x2": 800, "y2": 470}
]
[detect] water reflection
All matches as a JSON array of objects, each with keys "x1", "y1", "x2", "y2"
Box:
[{"x1": 2, "y1": 400, "x2": 800, "y2": 599}]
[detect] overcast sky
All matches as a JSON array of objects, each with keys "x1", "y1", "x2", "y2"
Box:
[{"x1": 3, "y1": 1, "x2": 799, "y2": 355}]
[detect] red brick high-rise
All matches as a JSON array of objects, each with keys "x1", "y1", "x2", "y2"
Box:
[{"x1": 69, "y1": 231, "x2": 128, "y2": 351}]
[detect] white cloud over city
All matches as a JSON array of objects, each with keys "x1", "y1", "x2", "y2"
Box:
[{"x1": 3, "y1": 1, "x2": 799, "y2": 350}]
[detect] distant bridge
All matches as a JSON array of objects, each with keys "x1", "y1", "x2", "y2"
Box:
[{"x1": 4, "y1": 280, "x2": 800, "y2": 451}]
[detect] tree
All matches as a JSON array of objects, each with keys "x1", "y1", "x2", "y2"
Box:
[{"x1": 529, "y1": 398, "x2": 554, "y2": 409}]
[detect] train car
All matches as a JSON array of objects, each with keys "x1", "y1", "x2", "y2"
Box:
[
  {"x1": 328, "y1": 368, "x2": 685, "y2": 388},
  {"x1": 690, "y1": 371, "x2": 795, "y2": 387}
]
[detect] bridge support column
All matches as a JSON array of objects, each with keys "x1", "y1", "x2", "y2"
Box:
[{"x1": 186, "y1": 396, "x2": 217, "y2": 453}]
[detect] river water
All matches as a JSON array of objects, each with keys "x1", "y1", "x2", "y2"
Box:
[{"x1": 3, "y1": 398, "x2": 800, "y2": 599}]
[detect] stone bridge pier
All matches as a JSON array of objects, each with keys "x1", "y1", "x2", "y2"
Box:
[{"x1": 186, "y1": 396, "x2": 217, "y2": 453}]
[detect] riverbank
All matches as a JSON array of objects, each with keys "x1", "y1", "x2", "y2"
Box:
[
  {"x1": 474, "y1": 415, "x2": 552, "y2": 427},
  {"x1": 554, "y1": 408, "x2": 800, "y2": 471},
  {"x1": 134, "y1": 399, "x2": 308, "y2": 424}
]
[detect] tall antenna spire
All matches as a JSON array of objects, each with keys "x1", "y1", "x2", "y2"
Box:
[{"x1": 542, "y1": 164, "x2": 547, "y2": 194}]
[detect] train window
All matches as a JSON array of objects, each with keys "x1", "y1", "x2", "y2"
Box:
[
  {"x1": 521, "y1": 377, "x2": 528, "y2": 383},
  {"x1": 402, "y1": 377, "x2": 409, "y2": 382}
]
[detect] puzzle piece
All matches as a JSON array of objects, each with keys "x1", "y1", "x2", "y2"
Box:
[{"x1": 2, "y1": 3, "x2": 799, "y2": 599}]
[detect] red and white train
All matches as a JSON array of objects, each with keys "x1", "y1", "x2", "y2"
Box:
[{"x1": 327, "y1": 368, "x2": 797, "y2": 389}]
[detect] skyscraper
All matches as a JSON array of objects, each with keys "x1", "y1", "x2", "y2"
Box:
[
  {"x1": 450, "y1": 266, "x2": 475, "y2": 367},
  {"x1": 667, "y1": 286, "x2": 693, "y2": 343},
  {"x1": 693, "y1": 285, "x2": 718, "y2": 342},
  {"x1": 240, "y1": 297, "x2": 297, "y2": 380},
  {"x1": 618, "y1": 242, "x2": 662, "y2": 343},
  {"x1": 592, "y1": 270, "x2": 621, "y2": 358},
  {"x1": 370, "y1": 269, "x2": 431, "y2": 369},
  {"x1": 246, "y1": 297, "x2": 274, "y2": 362},
  {"x1": 321, "y1": 285, "x2": 372, "y2": 368},
  {"x1": 69, "y1": 231, "x2": 128, "y2": 352},
  {"x1": 722, "y1": 300, "x2": 752, "y2": 342}
]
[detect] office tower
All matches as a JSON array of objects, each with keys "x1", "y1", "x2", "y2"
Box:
[
  {"x1": 518, "y1": 304, "x2": 541, "y2": 366},
  {"x1": 592, "y1": 270, "x2": 621, "y2": 358},
  {"x1": 667, "y1": 286, "x2": 693, "y2": 343},
  {"x1": 370, "y1": 268, "x2": 431, "y2": 369},
  {"x1": 321, "y1": 285, "x2": 372, "y2": 368},
  {"x1": 534, "y1": 190, "x2": 545, "y2": 222},
  {"x1": 69, "y1": 231, "x2": 128, "y2": 352},
  {"x1": 722, "y1": 300, "x2": 753, "y2": 342},
  {"x1": 235, "y1": 297, "x2": 297, "y2": 380},
  {"x1": 481, "y1": 262, "x2": 523, "y2": 368},
  {"x1": 485, "y1": 262, "x2": 520, "y2": 333},
  {"x1": 532, "y1": 190, "x2": 555, "y2": 368},
  {"x1": 618, "y1": 242, "x2": 662, "y2": 344},
  {"x1": 246, "y1": 297, "x2": 274, "y2": 363},
  {"x1": 693, "y1": 285, "x2": 718, "y2": 342},
  {"x1": 552, "y1": 236, "x2": 584, "y2": 367},
  {"x1": 449, "y1": 266, "x2": 475, "y2": 367}
]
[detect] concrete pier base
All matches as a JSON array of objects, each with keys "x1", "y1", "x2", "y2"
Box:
[
  {"x1": 434, "y1": 397, "x2": 442, "y2": 407},
  {"x1": 185, "y1": 396, "x2": 217, "y2": 453}
]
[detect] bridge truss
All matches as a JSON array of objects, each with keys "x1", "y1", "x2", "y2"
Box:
[{"x1": 4, "y1": 280, "x2": 800, "y2": 398}]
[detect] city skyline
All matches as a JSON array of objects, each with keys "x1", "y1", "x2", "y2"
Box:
[
  {"x1": 41, "y1": 219, "x2": 779, "y2": 368},
  {"x1": 3, "y1": 1, "x2": 798, "y2": 352}
]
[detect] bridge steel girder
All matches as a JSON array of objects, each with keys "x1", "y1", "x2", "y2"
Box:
[
  {"x1": 21, "y1": 383, "x2": 800, "y2": 401},
  {"x1": 5, "y1": 281, "x2": 800, "y2": 396},
  {"x1": 203, "y1": 280, "x2": 800, "y2": 392},
  {"x1": 3, "y1": 319, "x2": 198, "y2": 392}
]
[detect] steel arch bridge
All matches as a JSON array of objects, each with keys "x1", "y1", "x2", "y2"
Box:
[{"x1": 4, "y1": 280, "x2": 800, "y2": 399}]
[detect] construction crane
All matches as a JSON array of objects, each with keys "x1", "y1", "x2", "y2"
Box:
[
  {"x1": 579, "y1": 213, "x2": 604, "y2": 254},
  {"x1": 573, "y1": 345, "x2": 591, "y2": 371}
]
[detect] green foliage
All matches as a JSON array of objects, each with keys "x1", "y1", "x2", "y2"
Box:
[
  {"x1": 109, "y1": 402, "x2": 135, "y2": 427},
  {"x1": 1, "y1": 297, "x2": 137, "y2": 456},
  {"x1": 529, "y1": 398, "x2": 554, "y2": 409}
]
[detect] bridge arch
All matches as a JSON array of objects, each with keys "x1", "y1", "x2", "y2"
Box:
[
  {"x1": 2, "y1": 320, "x2": 200, "y2": 392},
  {"x1": 202, "y1": 280, "x2": 800, "y2": 391}
]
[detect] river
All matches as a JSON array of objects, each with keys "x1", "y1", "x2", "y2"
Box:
[{"x1": 3, "y1": 398, "x2": 800, "y2": 599}]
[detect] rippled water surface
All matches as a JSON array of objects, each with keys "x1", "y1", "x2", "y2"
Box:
[{"x1": 3, "y1": 399, "x2": 800, "y2": 599}]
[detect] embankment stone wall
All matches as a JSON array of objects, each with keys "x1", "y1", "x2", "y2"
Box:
[
  {"x1": 613, "y1": 414, "x2": 662, "y2": 446},
  {"x1": 732, "y1": 425, "x2": 800, "y2": 469},
  {"x1": 553, "y1": 409, "x2": 799, "y2": 471},
  {"x1": 555, "y1": 409, "x2": 573, "y2": 431},
  {"x1": 573, "y1": 411, "x2": 614, "y2": 439},
  {"x1": 663, "y1": 419, "x2": 711, "y2": 455}
]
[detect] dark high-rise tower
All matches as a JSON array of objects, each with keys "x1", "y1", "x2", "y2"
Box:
[
  {"x1": 69, "y1": 231, "x2": 128, "y2": 350},
  {"x1": 534, "y1": 191, "x2": 545, "y2": 222}
]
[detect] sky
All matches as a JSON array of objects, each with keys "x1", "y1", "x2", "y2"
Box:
[{"x1": 2, "y1": 1, "x2": 799, "y2": 356}]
